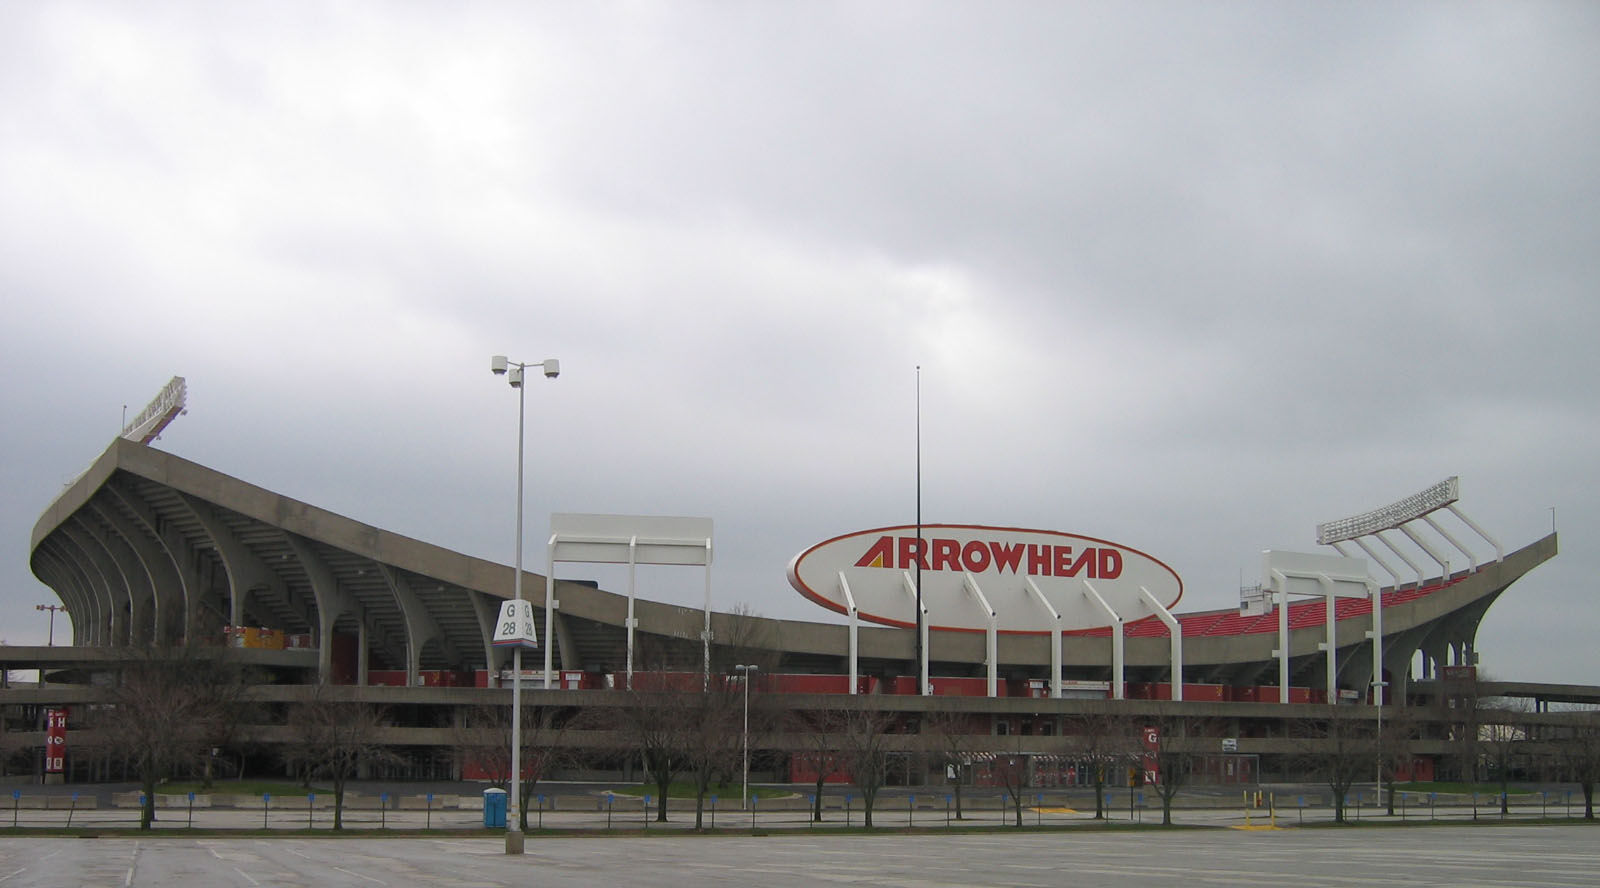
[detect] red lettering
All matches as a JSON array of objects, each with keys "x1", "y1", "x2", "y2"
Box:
[
  {"x1": 961, "y1": 540, "x2": 990, "y2": 572},
  {"x1": 1099, "y1": 548, "x2": 1123, "y2": 579},
  {"x1": 896, "y1": 536, "x2": 927, "y2": 571},
  {"x1": 1063, "y1": 548, "x2": 1098, "y2": 577},
  {"x1": 989, "y1": 542, "x2": 1025, "y2": 573},
  {"x1": 855, "y1": 536, "x2": 895, "y2": 569},
  {"x1": 856, "y1": 536, "x2": 1130, "y2": 580},
  {"x1": 1028, "y1": 544, "x2": 1053, "y2": 575}
]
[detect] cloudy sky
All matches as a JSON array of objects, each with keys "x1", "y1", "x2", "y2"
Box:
[{"x1": 3, "y1": 3, "x2": 1596, "y2": 683}]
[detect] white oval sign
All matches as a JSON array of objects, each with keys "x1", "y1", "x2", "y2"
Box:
[{"x1": 787, "y1": 524, "x2": 1183, "y2": 633}]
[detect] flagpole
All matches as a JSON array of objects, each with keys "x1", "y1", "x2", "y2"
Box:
[{"x1": 915, "y1": 365, "x2": 924, "y2": 693}]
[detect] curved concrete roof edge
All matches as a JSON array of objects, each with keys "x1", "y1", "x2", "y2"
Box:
[{"x1": 29, "y1": 438, "x2": 1558, "y2": 666}]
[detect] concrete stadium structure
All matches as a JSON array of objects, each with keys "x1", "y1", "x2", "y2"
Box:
[{"x1": 7, "y1": 436, "x2": 1580, "y2": 785}]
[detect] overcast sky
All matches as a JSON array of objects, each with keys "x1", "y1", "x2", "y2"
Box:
[{"x1": 3, "y1": 2, "x2": 1596, "y2": 684}]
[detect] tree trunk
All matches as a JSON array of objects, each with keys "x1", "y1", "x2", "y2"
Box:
[
  {"x1": 140, "y1": 773, "x2": 157, "y2": 830},
  {"x1": 812, "y1": 778, "x2": 824, "y2": 822}
]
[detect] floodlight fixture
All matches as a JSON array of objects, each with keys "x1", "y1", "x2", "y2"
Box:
[{"x1": 1316, "y1": 477, "x2": 1459, "y2": 545}]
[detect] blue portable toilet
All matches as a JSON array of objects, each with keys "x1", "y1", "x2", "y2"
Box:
[{"x1": 483, "y1": 788, "x2": 508, "y2": 828}]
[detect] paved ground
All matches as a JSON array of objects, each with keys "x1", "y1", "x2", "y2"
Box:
[{"x1": 0, "y1": 825, "x2": 1597, "y2": 887}]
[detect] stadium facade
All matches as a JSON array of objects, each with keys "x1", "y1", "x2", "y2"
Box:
[{"x1": 8, "y1": 435, "x2": 1576, "y2": 785}]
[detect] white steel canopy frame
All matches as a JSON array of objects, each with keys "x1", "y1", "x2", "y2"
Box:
[
  {"x1": 1264, "y1": 551, "x2": 1375, "y2": 704},
  {"x1": 547, "y1": 514, "x2": 713, "y2": 690}
]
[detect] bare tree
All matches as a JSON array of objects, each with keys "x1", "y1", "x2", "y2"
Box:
[
  {"x1": 1147, "y1": 716, "x2": 1206, "y2": 826},
  {"x1": 988, "y1": 742, "x2": 1032, "y2": 827},
  {"x1": 710, "y1": 603, "x2": 782, "y2": 676},
  {"x1": 90, "y1": 647, "x2": 252, "y2": 829},
  {"x1": 920, "y1": 709, "x2": 986, "y2": 820},
  {"x1": 1438, "y1": 668, "x2": 1487, "y2": 784},
  {"x1": 1064, "y1": 711, "x2": 1140, "y2": 820},
  {"x1": 283, "y1": 688, "x2": 401, "y2": 830},
  {"x1": 451, "y1": 703, "x2": 570, "y2": 831},
  {"x1": 610, "y1": 687, "x2": 683, "y2": 823},
  {"x1": 835, "y1": 708, "x2": 897, "y2": 828},
  {"x1": 1481, "y1": 697, "x2": 1531, "y2": 815},
  {"x1": 787, "y1": 708, "x2": 847, "y2": 822},
  {"x1": 1293, "y1": 705, "x2": 1376, "y2": 824},
  {"x1": 680, "y1": 674, "x2": 749, "y2": 830},
  {"x1": 1376, "y1": 704, "x2": 1419, "y2": 815},
  {"x1": 1556, "y1": 710, "x2": 1600, "y2": 820}
]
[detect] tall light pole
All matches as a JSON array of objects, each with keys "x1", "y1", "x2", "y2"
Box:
[
  {"x1": 736, "y1": 664, "x2": 758, "y2": 809},
  {"x1": 36, "y1": 604, "x2": 67, "y2": 646},
  {"x1": 490, "y1": 353, "x2": 559, "y2": 856}
]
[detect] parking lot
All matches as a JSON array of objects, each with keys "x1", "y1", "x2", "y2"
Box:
[{"x1": 1, "y1": 825, "x2": 1597, "y2": 887}]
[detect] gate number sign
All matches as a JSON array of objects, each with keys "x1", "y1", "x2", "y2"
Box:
[{"x1": 492, "y1": 600, "x2": 538, "y2": 648}]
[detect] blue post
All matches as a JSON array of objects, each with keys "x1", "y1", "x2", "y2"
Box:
[
  {"x1": 845, "y1": 793, "x2": 853, "y2": 827},
  {"x1": 710, "y1": 794, "x2": 717, "y2": 829},
  {"x1": 908, "y1": 794, "x2": 914, "y2": 828},
  {"x1": 263, "y1": 793, "x2": 271, "y2": 829},
  {"x1": 381, "y1": 792, "x2": 388, "y2": 829},
  {"x1": 808, "y1": 795, "x2": 816, "y2": 829},
  {"x1": 750, "y1": 793, "x2": 758, "y2": 832},
  {"x1": 188, "y1": 791, "x2": 196, "y2": 829},
  {"x1": 68, "y1": 792, "x2": 78, "y2": 829},
  {"x1": 11, "y1": 789, "x2": 18, "y2": 828},
  {"x1": 644, "y1": 794, "x2": 651, "y2": 829},
  {"x1": 426, "y1": 793, "x2": 434, "y2": 830},
  {"x1": 308, "y1": 792, "x2": 315, "y2": 830}
]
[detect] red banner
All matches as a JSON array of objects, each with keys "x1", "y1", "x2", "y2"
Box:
[
  {"x1": 44, "y1": 708, "x2": 67, "y2": 774},
  {"x1": 1141, "y1": 724, "x2": 1160, "y2": 785}
]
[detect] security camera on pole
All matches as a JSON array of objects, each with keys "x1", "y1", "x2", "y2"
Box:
[{"x1": 489, "y1": 354, "x2": 559, "y2": 856}]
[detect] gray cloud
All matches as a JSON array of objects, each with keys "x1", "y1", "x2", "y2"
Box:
[{"x1": 2, "y1": 2, "x2": 1595, "y2": 683}]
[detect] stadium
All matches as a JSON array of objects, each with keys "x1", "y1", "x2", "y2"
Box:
[{"x1": 6, "y1": 391, "x2": 1583, "y2": 794}]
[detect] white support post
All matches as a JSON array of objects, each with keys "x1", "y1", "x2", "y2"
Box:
[
  {"x1": 1024, "y1": 579, "x2": 1062, "y2": 699},
  {"x1": 838, "y1": 572, "x2": 860, "y2": 695},
  {"x1": 960, "y1": 572, "x2": 998, "y2": 697},
  {"x1": 1082, "y1": 580, "x2": 1124, "y2": 700},
  {"x1": 1447, "y1": 503, "x2": 1504, "y2": 562},
  {"x1": 1352, "y1": 537, "x2": 1404, "y2": 591},
  {"x1": 1375, "y1": 531, "x2": 1425, "y2": 589},
  {"x1": 1273, "y1": 570, "x2": 1290, "y2": 699},
  {"x1": 1399, "y1": 523, "x2": 1450, "y2": 582},
  {"x1": 626, "y1": 535, "x2": 638, "y2": 691},
  {"x1": 1139, "y1": 586, "x2": 1183, "y2": 702},
  {"x1": 1364, "y1": 579, "x2": 1385, "y2": 707},
  {"x1": 544, "y1": 550, "x2": 557, "y2": 689},
  {"x1": 900, "y1": 571, "x2": 929, "y2": 695},
  {"x1": 1318, "y1": 575, "x2": 1338, "y2": 702},
  {"x1": 1423, "y1": 514, "x2": 1480, "y2": 573}
]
